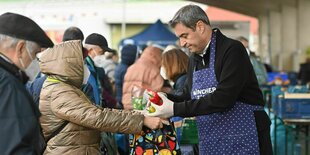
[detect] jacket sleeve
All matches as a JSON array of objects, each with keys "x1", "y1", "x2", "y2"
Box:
[
  {"x1": 174, "y1": 43, "x2": 250, "y2": 117},
  {"x1": 50, "y1": 84, "x2": 144, "y2": 134},
  {"x1": 167, "y1": 81, "x2": 191, "y2": 102}
]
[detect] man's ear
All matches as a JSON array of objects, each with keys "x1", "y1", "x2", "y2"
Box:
[
  {"x1": 89, "y1": 47, "x2": 95, "y2": 55},
  {"x1": 15, "y1": 40, "x2": 26, "y2": 58},
  {"x1": 196, "y1": 20, "x2": 205, "y2": 34}
]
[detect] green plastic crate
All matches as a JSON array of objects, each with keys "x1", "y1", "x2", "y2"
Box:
[{"x1": 180, "y1": 119, "x2": 199, "y2": 144}]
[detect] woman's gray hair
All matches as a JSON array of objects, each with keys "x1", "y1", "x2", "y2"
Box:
[
  {"x1": 0, "y1": 34, "x2": 39, "y2": 54},
  {"x1": 169, "y1": 4, "x2": 210, "y2": 30}
]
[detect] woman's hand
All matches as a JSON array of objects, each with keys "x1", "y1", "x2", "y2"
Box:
[{"x1": 143, "y1": 116, "x2": 163, "y2": 130}]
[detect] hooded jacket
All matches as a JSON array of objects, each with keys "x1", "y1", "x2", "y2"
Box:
[
  {"x1": 39, "y1": 41, "x2": 144, "y2": 155},
  {"x1": 122, "y1": 46, "x2": 164, "y2": 110}
]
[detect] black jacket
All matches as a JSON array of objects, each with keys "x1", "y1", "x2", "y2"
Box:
[
  {"x1": 171, "y1": 73, "x2": 187, "y2": 96},
  {"x1": 167, "y1": 29, "x2": 265, "y2": 117},
  {"x1": 0, "y1": 56, "x2": 44, "y2": 155},
  {"x1": 298, "y1": 62, "x2": 310, "y2": 84}
]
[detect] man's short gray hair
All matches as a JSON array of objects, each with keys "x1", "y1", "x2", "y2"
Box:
[
  {"x1": 0, "y1": 34, "x2": 39, "y2": 54},
  {"x1": 84, "y1": 43, "x2": 98, "y2": 51},
  {"x1": 169, "y1": 4, "x2": 210, "y2": 30}
]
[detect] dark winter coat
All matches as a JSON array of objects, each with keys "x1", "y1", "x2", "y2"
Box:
[
  {"x1": 114, "y1": 45, "x2": 137, "y2": 107},
  {"x1": 0, "y1": 55, "x2": 44, "y2": 155}
]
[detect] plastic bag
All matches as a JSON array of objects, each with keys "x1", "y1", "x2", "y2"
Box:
[
  {"x1": 131, "y1": 85, "x2": 148, "y2": 110},
  {"x1": 129, "y1": 86, "x2": 181, "y2": 155}
]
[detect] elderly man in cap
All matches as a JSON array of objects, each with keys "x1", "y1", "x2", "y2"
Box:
[
  {"x1": 84, "y1": 33, "x2": 115, "y2": 105},
  {"x1": 84, "y1": 33, "x2": 118, "y2": 155},
  {"x1": 86, "y1": 34, "x2": 117, "y2": 84},
  {"x1": 0, "y1": 12, "x2": 53, "y2": 154}
]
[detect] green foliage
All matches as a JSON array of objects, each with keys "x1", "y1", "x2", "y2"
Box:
[{"x1": 306, "y1": 46, "x2": 310, "y2": 57}]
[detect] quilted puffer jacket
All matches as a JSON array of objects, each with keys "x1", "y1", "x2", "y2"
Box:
[{"x1": 39, "y1": 40, "x2": 144, "y2": 155}]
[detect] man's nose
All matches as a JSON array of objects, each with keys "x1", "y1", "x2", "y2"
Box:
[{"x1": 180, "y1": 39, "x2": 186, "y2": 47}]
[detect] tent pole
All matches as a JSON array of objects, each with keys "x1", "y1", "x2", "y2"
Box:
[{"x1": 121, "y1": 0, "x2": 127, "y2": 39}]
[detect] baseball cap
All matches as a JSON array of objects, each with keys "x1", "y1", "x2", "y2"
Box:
[{"x1": 85, "y1": 33, "x2": 113, "y2": 52}]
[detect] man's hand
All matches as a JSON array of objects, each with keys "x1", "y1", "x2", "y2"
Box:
[
  {"x1": 143, "y1": 116, "x2": 163, "y2": 130},
  {"x1": 145, "y1": 92, "x2": 174, "y2": 118}
]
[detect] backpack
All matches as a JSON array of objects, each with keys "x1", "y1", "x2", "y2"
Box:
[{"x1": 27, "y1": 76, "x2": 68, "y2": 154}]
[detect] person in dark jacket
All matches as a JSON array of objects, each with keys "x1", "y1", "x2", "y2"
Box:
[
  {"x1": 147, "y1": 5, "x2": 272, "y2": 155},
  {"x1": 0, "y1": 12, "x2": 53, "y2": 154},
  {"x1": 114, "y1": 44, "x2": 138, "y2": 108},
  {"x1": 237, "y1": 36, "x2": 268, "y2": 86},
  {"x1": 298, "y1": 57, "x2": 310, "y2": 85},
  {"x1": 84, "y1": 33, "x2": 116, "y2": 107},
  {"x1": 84, "y1": 33, "x2": 119, "y2": 155},
  {"x1": 162, "y1": 48, "x2": 188, "y2": 96},
  {"x1": 113, "y1": 44, "x2": 137, "y2": 155}
]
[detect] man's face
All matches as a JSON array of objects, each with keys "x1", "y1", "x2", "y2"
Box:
[
  {"x1": 89, "y1": 46, "x2": 104, "y2": 58},
  {"x1": 174, "y1": 22, "x2": 206, "y2": 54}
]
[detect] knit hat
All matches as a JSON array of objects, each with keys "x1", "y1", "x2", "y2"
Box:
[{"x1": 121, "y1": 44, "x2": 137, "y2": 65}]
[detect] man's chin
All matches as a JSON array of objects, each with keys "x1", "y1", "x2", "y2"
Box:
[
  {"x1": 190, "y1": 50, "x2": 200, "y2": 54},
  {"x1": 187, "y1": 48, "x2": 194, "y2": 53},
  {"x1": 187, "y1": 47, "x2": 201, "y2": 54}
]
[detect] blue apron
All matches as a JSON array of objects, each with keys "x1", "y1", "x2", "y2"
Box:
[{"x1": 191, "y1": 30, "x2": 263, "y2": 155}]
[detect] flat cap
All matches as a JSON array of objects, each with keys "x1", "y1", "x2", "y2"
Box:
[{"x1": 0, "y1": 12, "x2": 53, "y2": 48}]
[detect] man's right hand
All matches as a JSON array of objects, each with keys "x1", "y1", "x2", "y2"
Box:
[
  {"x1": 143, "y1": 116, "x2": 163, "y2": 130},
  {"x1": 145, "y1": 92, "x2": 174, "y2": 118}
]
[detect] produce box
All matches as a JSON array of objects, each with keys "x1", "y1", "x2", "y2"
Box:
[
  {"x1": 180, "y1": 119, "x2": 199, "y2": 144},
  {"x1": 277, "y1": 93, "x2": 310, "y2": 119}
]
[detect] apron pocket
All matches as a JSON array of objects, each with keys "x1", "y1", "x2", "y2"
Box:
[{"x1": 220, "y1": 134, "x2": 260, "y2": 155}]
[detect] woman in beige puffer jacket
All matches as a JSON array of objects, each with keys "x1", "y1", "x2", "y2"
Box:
[{"x1": 39, "y1": 40, "x2": 161, "y2": 155}]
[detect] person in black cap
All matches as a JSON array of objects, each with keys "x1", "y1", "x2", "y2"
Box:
[
  {"x1": 85, "y1": 33, "x2": 113, "y2": 53},
  {"x1": 0, "y1": 12, "x2": 53, "y2": 154},
  {"x1": 84, "y1": 33, "x2": 118, "y2": 155},
  {"x1": 84, "y1": 33, "x2": 114, "y2": 97},
  {"x1": 86, "y1": 34, "x2": 117, "y2": 85}
]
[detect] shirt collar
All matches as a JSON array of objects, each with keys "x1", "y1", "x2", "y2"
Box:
[
  {"x1": 0, "y1": 53, "x2": 13, "y2": 63},
  {"x1": 246, "y1": 48, "x2": 250, "y2": 56},
  {"x1": 199, "y1": 39, "x2": 211, "y2": 57}
]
